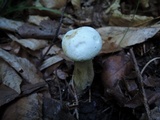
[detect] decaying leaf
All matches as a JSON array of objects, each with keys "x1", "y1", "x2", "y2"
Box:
[
  {"x1": 40, "y1": 55, "x2": 63, "y2": 70},
  {"x1": 17, "y1": 22, "x2": 56, "y2": 39},
  {"x1": 0, "y1": 17, "x2": 23, "y2": 32},
  {"x1": 42, "y1": 45, "x2": 61, "y2": 55},
  {"x1": 102, "y1": 51, "x2": 133, "y2": 105},
  {"x1": 97, "y1": 25, "x2": 160, "y2": 54},
  {"x1": 109, "y1": 10, "x2": 153, "y2": 26},
  {"x1": 104, "y1": 0, "x2": 152, "y2": 26},
  {"x1": 0, "y1": 48, "x2": 44, "y2": 84},
  {"x1": 0, "y1": 17, "x2": 66, "y2": 39},
  {"x1": 8, "y1": 34, "x2": 48, "y2": 51},
  {"x1": 2, "y1": 93, "x2": 43, "y2": 120},
  {"x1": 40, "y1": 0, "x2": 67, "y2": 9},
  {"x1": 0, "y1": 82, "x2": 46, "y2": 107},
  {"x1": 0, "y1": 59, "x2": 22, "y2": 93},
  {"x1": 28, "y1": 15, "x2": 49, "y2": 26},
  {"x1": 21, "y1": 82, "x2": 47, "y2": 95}
]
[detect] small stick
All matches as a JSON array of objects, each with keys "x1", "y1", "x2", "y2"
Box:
[
  {"x1": 129, "y1": 48, "x2": 152, "y2": 120},
  {"x1": 89, "y1": 89, "x2": 91, "y2": 103},
  {"x1": 37, "y1": 1, "x2": 68, "y2": 67},
  {"x1": 141, "y1": 57, "x2": 160, "y2": 75}
]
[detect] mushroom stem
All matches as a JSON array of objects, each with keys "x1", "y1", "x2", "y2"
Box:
[{"x1": 73, "y1": 60, "x2": 94, "y2": 94}]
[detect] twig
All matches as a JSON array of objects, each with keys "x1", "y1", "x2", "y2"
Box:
[
  {"x1": 64, "y1": 78, "x2": 79, "y2": 119},
  {"x1": 54, "y1": 69, "x2": 63, "y2": 104},
  {"x1": 129, "y1": 48, "x2": 152, "y2": 120},
  {"x1": 141, "y1": 57, "x2": 160, "y2": 75},
  {"x1": 70, "y1": 79, "x2": 79, "y2": 120},
  {"x1": 89, "y1": 89, "x2": 91, "y2": 103},
  {"x1": 37, "y1": 1, "x2": 68, "y2": 66}
]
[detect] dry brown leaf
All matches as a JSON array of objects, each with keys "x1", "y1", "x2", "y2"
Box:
[
  {"x1": 2, "y1": 93, "x2": 43, "y2": 120},
  {"x1": 8, "y1": 34, "x2": 48, "y2": 51},
  {"x1": 97, "y1": 25, "x2": 160, "y2": 54},
  {"x1": 101, "y1": 52, "x2": 132, "y2": 88},
  {"x1": 42, "y1": 45, "x2": 61, "y2": 55},
  {"x1": 0, "y1": 48, "x2": 44, "y2": 84},
  {"x1": 40, "y1": 0, "x2": 67, "y2": 9},
  {"x1": 28, "y1": 15, "x2": 49, "y2": 26},
  {"x1": 40, "y1": 55, "x2": 63, "y2": 70},
  {"x1": 109, "y1": 10, "x2": 153, "y2": 26},
  {"x1": 102, "y1": 51, "x2": 133, "y2": 106},
  {"x1": 0, "y1": 59, "x2": 22, "y2": 93}
]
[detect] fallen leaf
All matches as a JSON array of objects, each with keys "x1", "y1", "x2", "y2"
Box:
[
  {"x1": 0, "y1": 59, "x2": 22, "y2": 93},
  {"x1": 0, "y1": 82, "x2": 46, "y2": 107},
  {"x1": 42, "y1": 45, "x2": 61, "y2": 55},
  {"x1": 56, "y1": 69, "x2": 68, "y2": 80},
  {"x1": 28, "y1": 15, "x2": 49, "y2": 26},
  {"x1": 40, "y1": 55, "x2": 63, "y2": 70},
  {"x1": 8, "y1": 34, "x2": 48, "y2": 51},
  {"x1": 0, "y1": 17, "x2": 23, "y2": 32},
  {"x1": 101, "y1": 52, "x2": 132, "y2": 88},
  {"x1": 0, "y1": 17, "x2": 65, "y2": 39},
  {"x1": 0, "y1": 84, "x2": 19, "y2": 107},
  {"x1": 21, "y1": 82, "x2": 47, "y2": 95},
  {"x1": 109, "y1": 10, "x2": 153, "y2": 27},
  {"x1": 2, "y1": 93, "x2": 43, "y2": 120},
  {"x1": 102, "y1": 51, "x2": 133, "y2": 106},
  {"x1": 0, "y1": 48, "x2": 44, "y2": 84},
  {"x1": 17, "y1": 22, "x2": 56, "y2": 39},
  {"x1": 97, "y1": 25, "x2": 160, "y2": 54},
  {"x1": 40, "y1": 0, "x2": 67, "y2": 9}
]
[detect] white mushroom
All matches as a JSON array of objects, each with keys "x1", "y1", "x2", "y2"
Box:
[{"x1": 62, "y1": 26, "x2": 102, "y2": 94}]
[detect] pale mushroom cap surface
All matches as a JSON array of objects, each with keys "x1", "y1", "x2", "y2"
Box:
[{"x1": 62, "y1": 26, "x2": 102, "y2": 61}]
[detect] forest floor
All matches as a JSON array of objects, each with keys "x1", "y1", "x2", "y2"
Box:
[{"x1": 0, "y1": 0, "x2": 160, "y2": 120}]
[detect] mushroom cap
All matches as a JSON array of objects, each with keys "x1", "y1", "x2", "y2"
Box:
[{"x1": 62, "y1": 26, "x2": 102, "y2": 61}]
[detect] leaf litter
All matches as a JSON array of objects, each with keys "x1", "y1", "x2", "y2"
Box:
[{"x1": 0, "y1": 0, "x2": 160, "y2": 120}]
